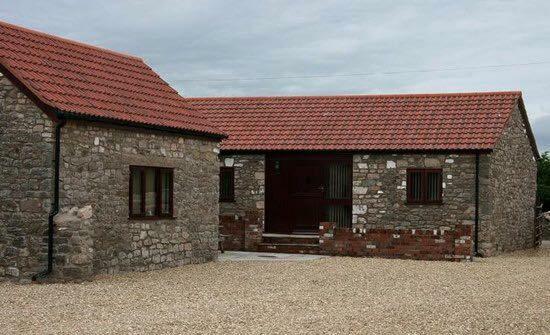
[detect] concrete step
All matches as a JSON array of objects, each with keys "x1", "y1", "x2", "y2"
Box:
[
  {"x1": 257, "y1": 243, "x2": 320, "y2": 254},
  {"x1": 262, "y1": 233, "x2": 319, "y2": 245}
]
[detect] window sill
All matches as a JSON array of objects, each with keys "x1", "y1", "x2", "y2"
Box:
[
  {"x1": 405, "y1": 202, "x2": 443, "y2": 206},
  {"x1": 128, "y1": 216, "x2": 177, "y2": 221}
]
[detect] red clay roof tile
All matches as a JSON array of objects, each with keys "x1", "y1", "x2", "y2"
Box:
[
  {"x1": 188, "y1": 92, "x2": 523, "y2": 151},
  {"x1": 0, "y1": 20, "x2": 224, "y2": 137}
]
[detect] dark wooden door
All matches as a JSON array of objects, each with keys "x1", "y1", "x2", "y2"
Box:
[
  {"x1": 265, "y1": 153, "x2": 352, "y2": 234},
  {"x1": 288, "y1": 162, "x2": 324, "y2": 233}
]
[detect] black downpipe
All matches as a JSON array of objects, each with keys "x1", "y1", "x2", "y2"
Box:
[
  {"x1": 474, "y1": 153, "x2": 480, "y2": 256},
  {"x1": 32, "y1": 119, "x2": 65, "y2": 281}
]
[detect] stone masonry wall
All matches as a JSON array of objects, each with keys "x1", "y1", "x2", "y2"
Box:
[
  {"x1": 219, "y1": 155, "x2": 265, "y2": 250},
  {"x1": 352, "y1": 154, "x2": 477, "y2": 231},
  {"x1": 0, "y1": 74, "x2": 54, "y2": 283},
  {"x1": 1, "y1": 72, "x2": 221, "y2": 282},
  {"x1": 478, "y1": 104, "x2": 538, "y2": 256},
  {"x1": 59, "y1": 120, "x2": 221, "y2": 276}
]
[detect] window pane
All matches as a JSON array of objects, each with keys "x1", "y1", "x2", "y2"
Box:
[
  {"x1": 427, "y1": 172, "x2": 441, "y2": 201},
  {"x1": 131, "y1": 169, "x2": 142, "y2": 215},
  {"x1": 161, "y1": 170, "x2": 171, "y2": 215},
  {"x1": 144, "y1": 168, "x2": 156, "y2": 216},
  {"x1": 409, "y1": 171, "x2": 422, "y2": 201}
]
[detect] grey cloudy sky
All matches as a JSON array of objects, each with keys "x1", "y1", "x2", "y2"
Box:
[{"x1": 1, "y1": 0, "x2": 549, "y2": 152}]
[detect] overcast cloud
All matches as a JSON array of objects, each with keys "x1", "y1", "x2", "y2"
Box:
[{"x1": 1, "y1": 0, "x2": 548, "y2": 152}]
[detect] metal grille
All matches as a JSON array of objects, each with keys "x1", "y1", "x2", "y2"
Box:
[
  {"x1": 409, "y1": 171, "x2": 422, "y2": 201},
  {"x1": 326, "y1": 163, "x2": 351, "y2": 199},
  {"x1": 326, "y1": 205, "x2": 352, "y2": 228},
  {"x1": 427, "y1": 172, "x2": 441, "y2": 201}
]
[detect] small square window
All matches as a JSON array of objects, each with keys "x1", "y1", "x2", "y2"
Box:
[
  {"x1": 219, "y1": 167, "x2": 235, "y2": 202},
  {"x1": 129, "y1": 166, "x2": 174, "y2": 218},
  {"x1": 407, "y1": 168, "x2": 442, "y2": 204}
]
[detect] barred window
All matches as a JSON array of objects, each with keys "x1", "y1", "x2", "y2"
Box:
[{"x1": 407, "y1": 168, "x2": 442, "y2": 204}]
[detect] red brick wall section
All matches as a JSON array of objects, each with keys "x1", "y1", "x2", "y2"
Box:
[
  {"x1": 219, "y1": 215, "x2": 246, "y2": 251},
  {"x1": 318, "y1": 222, "x2": 473, "y2": 261},
  {"x1": 219, "y1": 211, "x2": 263, "y2": 251}
]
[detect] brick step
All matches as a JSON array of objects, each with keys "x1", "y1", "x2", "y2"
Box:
[
  {"x1": 262, "y1": 233, "x2": 319, "y2": 245},
  {"x1": 257, "y1": 243, "x2": 320, "y2": 254}
]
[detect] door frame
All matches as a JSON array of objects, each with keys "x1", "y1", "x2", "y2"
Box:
[{"x1": 265, "y1": 152, "x2": 353, "y2": 234}]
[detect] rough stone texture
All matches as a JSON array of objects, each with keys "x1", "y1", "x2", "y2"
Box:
[
  {"x1": 352, "y1": 153, "x2": 476, "y2": 230},
  {"x1": 0, "y1": 73, "x2": 221, "y2": 282},
  {"x1": 218, "y1": 155, "x2": 265, "y2": 250},
  {"x1": 59, "y1": 120, "x2": 220, "y2": 276},
  {"x1": 319, "y1": 221, "x2": 473, "y2": 261},
  {"x1": 478, "y1": 104, "x2": 538, "y2": 256},
  {"x1": 220, "y1": 146, "x2": 537, "y2": 258},
  {"x1": 53, "y1": 206, "x2": 94, "y2": 280},
  {"x1": 0, "y1": 74, "x2": 54, "y2": 283}
]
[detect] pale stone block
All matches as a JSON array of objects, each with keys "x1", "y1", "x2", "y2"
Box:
[
  {"x1": 445, "y1": 158, "x2": 454, "y2": 164},
  {"x1": 386, "y1": 160, "x2": 396, "y2": 169},
  {"x1": 224, "y1": 158, "x2": 235, "y2": 167},
  {"x1": 254, "y1": 172, "x2": 264, "y2": 180},
  {"x1": 6, "y1": 267, "x2": 19, "y2": 277},
  {"x1": 357, "y1": 163, "x2": 368, "y2": 169},
  {"x1": 353, "y1": 205, "x2": 367, "y2": 215},
  {"x1": 425, "y1": 158, "x2": 440, "y2": 167},
  {"x1": 77, "y1": 205, "x2": 93, "y2": 220},
  {"x1": 353, "y1": 186, "x2": 368, "y2": 194}
]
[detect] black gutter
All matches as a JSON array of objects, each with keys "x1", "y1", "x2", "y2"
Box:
[
  {"x1": 474, "y1": 153, "x2": 480, "y2": 256},
  {"x1": 32, "y1": 119, "x2": 65, "y2": 281}
]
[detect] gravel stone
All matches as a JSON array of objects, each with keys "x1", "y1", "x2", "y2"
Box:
[{"x1": 0, "y1": 248, "x2": 549, "y2": 334}]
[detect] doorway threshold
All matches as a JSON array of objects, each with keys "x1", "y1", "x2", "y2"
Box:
[{"x1": 263, "y1": 233, "x2": 318, "y2": 239}]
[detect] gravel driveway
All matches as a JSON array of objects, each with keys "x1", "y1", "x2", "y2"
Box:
[{"x1": 1, "y1": 248, "x2": 549, "y2": 335}]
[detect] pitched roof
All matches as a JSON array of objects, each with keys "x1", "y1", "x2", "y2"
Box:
[
  {"x1": 0, "y1": 20, "x2": 224, "y2": 138},
  {"x1": 188, "y1": 92, "x2": 528, "y2": 151}
]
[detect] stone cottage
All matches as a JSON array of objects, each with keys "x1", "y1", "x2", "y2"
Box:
[
  {"x1": 0, "y1": 20, "x2": 541, "y2": 284},
  {"x1": 189, "y1": 93, "x2": 539, "y2": 260},
  {"x1": 0, "y1": 21, "x2": 225, "y2": 282}
]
